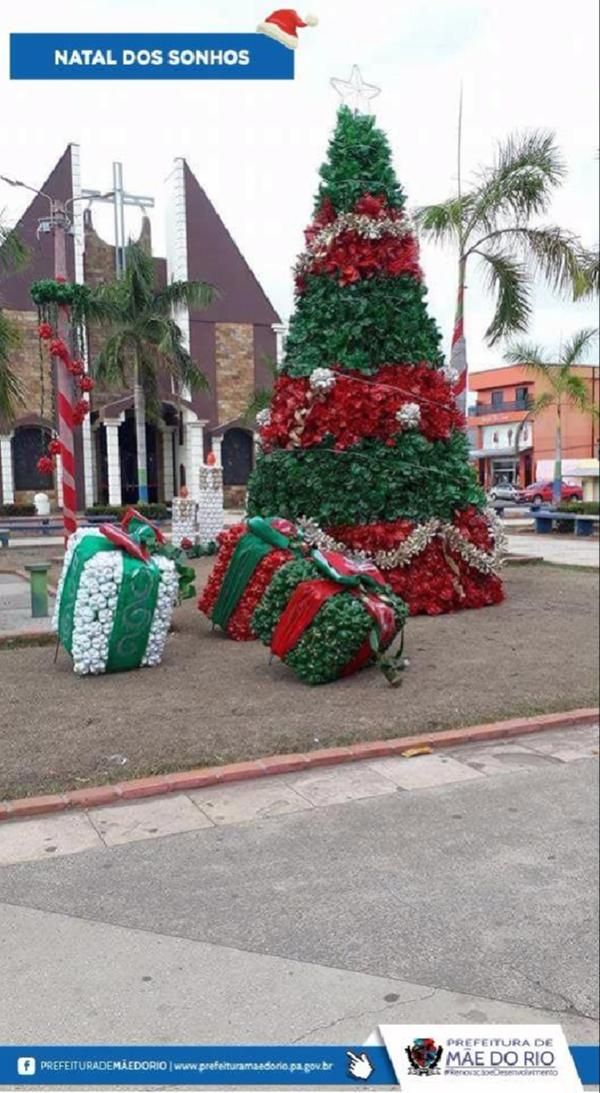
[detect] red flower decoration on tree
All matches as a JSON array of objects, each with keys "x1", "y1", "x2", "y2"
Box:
[{"x1": 258, "y1": 364, "x2": 464, "y2": 452}]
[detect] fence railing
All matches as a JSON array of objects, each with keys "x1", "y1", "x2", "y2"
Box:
[{"x1": 470, "y1": 399, "x2": 532, "y2": 416}]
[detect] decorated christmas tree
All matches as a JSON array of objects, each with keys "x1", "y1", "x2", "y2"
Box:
[{"x1": 247, "y1": 105, "x2": 505, "y2": 615}]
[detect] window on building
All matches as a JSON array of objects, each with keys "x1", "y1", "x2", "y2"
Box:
[
  {"x1": 222, "y1": 428, "x2": 253, "y2": 486},
  {"x1": 12, "y1": 426, "x2": 53, "y2": 490},
  {"x1": 490, "y1": 390, "x2": 504, "y2": 408},
  {"x1": 516, "y1": 386, "x2": 530, "y2": 404}
]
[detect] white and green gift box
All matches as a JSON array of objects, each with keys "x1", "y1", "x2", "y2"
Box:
[{"x1": 53, "y1": 519, "x2": 179, "y2": 675}]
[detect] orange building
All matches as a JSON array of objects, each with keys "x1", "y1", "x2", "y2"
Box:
[{"x1": 468, "y1": 364, "x2": 599, "y2": 489}]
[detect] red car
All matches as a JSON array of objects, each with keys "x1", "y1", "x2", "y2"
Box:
[{"x1": 520, "y1": 480, "x2": 583, "y2": 505}]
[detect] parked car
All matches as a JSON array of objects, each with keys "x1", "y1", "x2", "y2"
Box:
[
  {"x1": 488, "y1": 480, "x2": 522, "y2": 502},
  {"x1": 520, "y1": 480, "x2": 583, "y2": 505}
]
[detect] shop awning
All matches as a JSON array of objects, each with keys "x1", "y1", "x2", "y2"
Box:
[{"x1": 469, "y1": 445, "x2": 532, "y2": 459}]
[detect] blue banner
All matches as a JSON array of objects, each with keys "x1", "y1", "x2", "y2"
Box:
[
  {"x1": 571, "y1": 1046, "x2": 600, "y2": 1087},
  {"x1": 0, "y1": 1044, "x2": 597, "y2": 1087},
  {"x1": 9, "y1": 34, "x2": 294, "y2": 80},
  {"x1": 0, "y1": 1046, "x2": 394, "y2": 1086}
]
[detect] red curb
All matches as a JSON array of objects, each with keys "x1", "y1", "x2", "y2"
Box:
[
  {"x1": 217, "y1": 760, "x2": 269, "y2": 784},
  {"x1": 7, "y1": 794, "x2": 69, "y2": 819},
  {"x1": 118, "y1": 777, "x2": 171, "y2": 800},
  {"x1": 303, "y1": 746, "x2": 357, "y2": 768},
  {"x1": 261, "y1": 753, "x2": 311, "y2": 775},
  {"x1": 66, "y1": 786, "x2": 123, "y2": 809},
  {"x1": 164, "y1": 768, "x2": 226, "y2": 792},
  {"x1": 1, "y1": 707, "x2": 597, "y2": 822}
]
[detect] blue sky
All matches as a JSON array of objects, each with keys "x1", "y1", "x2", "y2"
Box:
[{"x1": 1, "y1": 0, "x2": 598, "y2": 370}]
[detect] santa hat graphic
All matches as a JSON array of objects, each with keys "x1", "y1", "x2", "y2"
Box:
[{"x1": 257, "y1": 9, "x2": 318, "y2": 49}]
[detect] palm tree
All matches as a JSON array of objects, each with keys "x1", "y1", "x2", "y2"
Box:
[
  {"x1": 505, "y1": 328, "x2": 599, "y2": 504},
  {"x1": 0, "y1": 215, "x2": 28, "y2": 422},
  {"x1": 416, "y1": 131, "x2": 588, "y2": 389},
  {"x1": 241, "y1": 356, "x2": 277, "y2": 426},
  {"x1": 92, "y1": 241, "x2": 213, "y2": 503},
  {"x1": 574, "y1": 247, "x2": 600, "y2": 300}
]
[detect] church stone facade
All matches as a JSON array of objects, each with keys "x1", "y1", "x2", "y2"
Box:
[{"x1": 0, "y1": 146, "x2": 284, "y2": 510}]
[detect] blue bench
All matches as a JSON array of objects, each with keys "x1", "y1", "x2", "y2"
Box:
[
  {"x1": 0, "y1": 514, "x2": 119, "y2": 548},
  {"x1": 531, "y1": 507, "x2": 599, "y2": 537}
]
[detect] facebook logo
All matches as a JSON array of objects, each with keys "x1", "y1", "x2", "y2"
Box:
[{"x1": 17, "y1": 1057, "x2": 36, "y2": 1076}]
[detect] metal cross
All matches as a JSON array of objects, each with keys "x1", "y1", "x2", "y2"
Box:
[{"x1": 82, "y1": 162, "x2": 155, "y2": 277}]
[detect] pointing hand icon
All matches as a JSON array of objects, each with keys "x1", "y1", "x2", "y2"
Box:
[{"x1": 347, "y1": 1050, "x2": 374, "y2": 1081}]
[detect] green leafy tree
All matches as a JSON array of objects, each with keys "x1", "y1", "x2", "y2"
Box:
[
  {"x1": 505, "y1": 327, "x2": 599, "y2": 504},
  {"x1": 416, "y1": 131, "x2": 587, "y2": 358},
  {"x1": 0, "y1": 215, "x2": 28, "y2": 422},
  {"x1": 92, "y1": 241, "x2": 213, "y2": 502}
]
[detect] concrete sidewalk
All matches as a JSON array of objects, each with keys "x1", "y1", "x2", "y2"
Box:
[
  {"x1": 507, "y1": 533, "x2": 599, "y2": 566},
  {"x1": 0, "y1": 572, "x2": 52, "y2": 633},
  {"x1": 1, "y1": 723, "x2": 598, "y2": 1052}
]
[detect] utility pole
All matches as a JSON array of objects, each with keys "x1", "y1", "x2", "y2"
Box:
[{"x1": 83, "y1": 163, "x2": 155, "y2": 500}]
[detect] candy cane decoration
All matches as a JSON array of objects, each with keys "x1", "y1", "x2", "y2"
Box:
[
  {"x1": 55, "y1": 333, "x2": 78, "y2": 540},
  {"x1": 52, "y1": 203, "x2": 78, "y2": 543}
]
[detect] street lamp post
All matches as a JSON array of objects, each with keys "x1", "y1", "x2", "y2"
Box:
[{"x1": 0, "y1": 174, "x2": 111, "y2": 541}]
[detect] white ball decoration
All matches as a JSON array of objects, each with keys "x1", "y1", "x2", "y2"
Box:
[
  {"x1": 256, "y1": 408, "x2": 271, "y2": 427},
  {"x1": 309, "y1": 368, "x2": 336, "y2": 393},
  {"x1": 442, "y1": 363, "x2": 459, "y2": 385},
  {"x1": 396, "y1": 402, "x2": 422, "y2": 429}
]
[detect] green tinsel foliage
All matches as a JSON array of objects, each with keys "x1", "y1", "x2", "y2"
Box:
[
  {"x1": 252, "y1": 558, "x2": 407, "y2": 685},
  {"x1": 248, "y1": 431, "x2": 486, "y2": 527},
  {"x1": 31, "y1": 279, "x2": 92, "y2": 313},
  {"x1": 316, "y1": 106, "x2": 406, "y2": 214},
  {"x1": 283, "y1": 275, "x2": 444, "y2": 376},
  {"x1": 252, "y1": 558, "x2": 316, "y2": 642}
]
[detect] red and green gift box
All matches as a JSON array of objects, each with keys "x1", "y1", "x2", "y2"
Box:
[
  {"x1": 251, "y1": 549, "x2": 407, "y2": 684},
  {"x1": 198, "y1": 517, "x2": 300, "y2": 641}
]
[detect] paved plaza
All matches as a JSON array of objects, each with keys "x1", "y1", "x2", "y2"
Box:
[{"x1": 1, "y1": 723, "x2": 598, "y2": 1051}]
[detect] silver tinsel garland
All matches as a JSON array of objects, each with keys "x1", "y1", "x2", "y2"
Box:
[
  {"x1": 298, "y1": 508, "x2": 507, "y2": 576},
  {"x1": 296, "y1": 212, "x2": 414, "y2": 274}
]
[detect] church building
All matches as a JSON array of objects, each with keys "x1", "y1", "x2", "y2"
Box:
[{"x1": 0, "y1": 145, "x2": 283, "y2": 510}]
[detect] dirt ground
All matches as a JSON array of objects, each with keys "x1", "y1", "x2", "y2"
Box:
[{"x1": 0, "y1": 558, "x2": 598, "y2": 799}]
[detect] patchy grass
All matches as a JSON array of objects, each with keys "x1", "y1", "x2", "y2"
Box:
[{"x1": 0, "y1": 561, "x2": 597, "y2": 800}]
